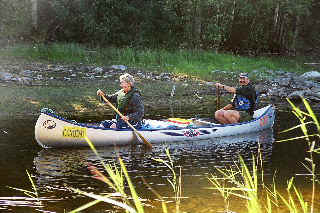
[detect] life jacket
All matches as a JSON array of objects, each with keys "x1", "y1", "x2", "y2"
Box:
[{"x1": 116, "y1": 87, "x2": 141, "y2": 116}]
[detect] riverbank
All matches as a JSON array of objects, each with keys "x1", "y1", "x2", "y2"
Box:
[
  {"x1": 0, "y1": 44, "x2": 319, "y2": 119},
  {"x1": 0, "y1": 60, "x2": 220, "y2": 118}
]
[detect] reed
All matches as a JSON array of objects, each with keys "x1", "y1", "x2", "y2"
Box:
[
  {"x1": 153, "y1": 148, "x2": 183, "y2": 213},
  {"x1": 208, "y1": 155, "x2": 267, "y2": 213},
  {"x1": 209, "y1": 98, "x2": 319, "y2": 213},
  {"x1": 8, "y1": 170, "x2": 39, "y2": 201},
  {"x1": 70, "y1": 137, "x2": 184, "y2": 213},
  {"x1": 278, "y1": 98, "x2": 320, "y2": 213},
  {"x1": 67, "y1": 136, "x2": 145, "y2": 213},
  {"x1": 208, "y1": 154, "x2": 314, "y2": 213}
]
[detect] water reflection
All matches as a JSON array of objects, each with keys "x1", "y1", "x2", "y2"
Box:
[{"x1": 33, "y1": 129, "x2": 274, "y2": 199}]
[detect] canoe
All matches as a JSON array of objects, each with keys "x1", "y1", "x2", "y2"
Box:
[
  {"x1": 34, "y1": 129, "x2": 274, "y2": 181},
  {"x1": 35, "y1": 105, "x2": 275, "y2": 148}
]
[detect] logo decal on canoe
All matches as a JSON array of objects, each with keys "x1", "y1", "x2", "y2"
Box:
[
  {"x1": 184, "y1": 129, "x2": 200, "y2": 137},
  {"x1": 259, "y1": 115, "x2": 269, "y2": 127},
  {"x1": 63, "y1": 126, "x2": 87, "y2": 138},
  {"x1": 43, "y1": 120, "x2": 56, "y2": 129}
]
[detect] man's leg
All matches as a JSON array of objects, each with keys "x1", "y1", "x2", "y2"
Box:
[
  {"x1": 215, "y1": 109, "x2": 231, "y2": 124},
  {"x1": 224, "y1": 110, "x2": 240, "y2": 123}
]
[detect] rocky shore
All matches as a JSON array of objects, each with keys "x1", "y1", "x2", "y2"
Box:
[
  {"x1": 1, "y1": 62, "x2": 320, "y2": 102},
  {"x1": 0, "y1": 58, "x2": 319, "y2": 118}
]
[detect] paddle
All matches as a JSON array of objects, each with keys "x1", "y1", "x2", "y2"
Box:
[
  {"x1": 216, "y1": 86, "x2": 221, "y2": 109},
  {"x1": 99, "y1": 93, "x2": 152, "y2": 148}
]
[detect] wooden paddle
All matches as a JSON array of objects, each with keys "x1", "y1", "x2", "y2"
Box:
[
  {"x1": 216, "y1": 86, "x2": 221, "y2": 109},
  {"x1": 99, "y1": 94, "x2": 152, "y2": 148}
]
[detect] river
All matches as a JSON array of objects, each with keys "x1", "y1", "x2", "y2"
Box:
[{"x1": 0, "y1": 104, "x2": 319, "y2": 213}]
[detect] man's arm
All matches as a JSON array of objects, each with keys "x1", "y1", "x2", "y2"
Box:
[
  {"x1": 215, "y1": 83, "x2": 236, "y2": 93},
  {"x1": 97, "y1": 89, "x2": 118, "y2": 104},
  {"x1": 126, "y1": 93, "x2": 144, "y2": 122},
  {"x1": 223, "y1": 104, "x2": 233, "y2": 110}
]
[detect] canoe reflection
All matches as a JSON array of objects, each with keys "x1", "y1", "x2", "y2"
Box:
[{"x1": 34, "y1": 129, "x2": 274, "y2": 187}]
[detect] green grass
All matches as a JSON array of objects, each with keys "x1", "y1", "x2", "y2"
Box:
[
  {"x1": 3, "y1": 43, "x2": 309, "y2": 81},
  {"x1": 0, "y1": 85, "x2": 103, "y2": 116}
]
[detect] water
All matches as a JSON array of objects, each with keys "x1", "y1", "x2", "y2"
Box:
[{"x1": 0, "y1": 106, "x2": 319, "y2": 212}]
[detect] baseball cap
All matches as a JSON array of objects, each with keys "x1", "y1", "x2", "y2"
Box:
[{"x1": 239, "y1": 73, "x2": 249, "y2": 78}]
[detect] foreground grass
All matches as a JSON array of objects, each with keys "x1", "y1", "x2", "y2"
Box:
[{"x1": 3, "y1": 43, "x2": 310, "y2": 81}]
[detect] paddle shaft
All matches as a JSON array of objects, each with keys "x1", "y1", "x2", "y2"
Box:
[
  {"x1": 99, "y1": 94, "x2": 152, "y2": 148},
  {"x1": 216, "y1": 87, "x2": 221, "y2": 109}
]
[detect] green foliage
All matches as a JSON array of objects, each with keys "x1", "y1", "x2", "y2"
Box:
[
  {"x1": 0, "y1": 0, "x2": 33, "y2": 38},
  {"x1": 1, "y1": 0, "x2": 319, "y2": 55}
]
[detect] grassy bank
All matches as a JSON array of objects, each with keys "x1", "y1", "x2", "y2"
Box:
[
  {"x1": 0, "y1": 80, "x2": 219, "y2": 119},
  {"x1": 3, "y1": 43, "x2": 309, "y2": 80},
  {"x1": 0, "y1": 43, "x2": 309, "y2": 117}
]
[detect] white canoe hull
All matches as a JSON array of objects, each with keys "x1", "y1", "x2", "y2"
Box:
[{"x1": 35, "y1": 105, "x2": 275, "y2": 148}]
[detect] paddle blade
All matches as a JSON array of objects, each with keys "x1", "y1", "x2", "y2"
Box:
[{"x1": 134, "y1": 130, "x2": 152, "y2": 148}]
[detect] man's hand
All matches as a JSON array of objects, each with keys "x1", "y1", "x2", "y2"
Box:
[
  {"x1": 215, "y1": 83, "x2": 224, "y2": 89},
  {"x1": 97, "y1": 89, "x2": 105, "y2": 97},
  {"x1": 121, "y1": 116, "x2": 129, "y2": 122}
]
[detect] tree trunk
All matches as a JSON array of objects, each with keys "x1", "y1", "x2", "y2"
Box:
[
  {"x1": 291, "y1": 15, "x2": 300, "y2": 56},
  {"x1": 193, "y1": 0, "x2": 203, "y2": 48},
  {"x1": 31, "y1": 0, "x2": 38, "y2": 29}
]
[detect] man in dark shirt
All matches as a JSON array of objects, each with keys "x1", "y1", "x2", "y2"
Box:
[{"x1": 214, "y1": 73, "x2": 256, "y2": 124}]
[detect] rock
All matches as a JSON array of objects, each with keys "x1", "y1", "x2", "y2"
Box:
[
  {"x1": 300, "y1": 71, "x2": 320, "y2": 81},
  {"x1": 158, "y1": 72, "x2": 172, "y2": 81},
  {"x1": 18, "y1": 77, "x2": 32, "y2": 85},
  {"x1": 311, "y1": 87, "x2": 320, "y2": 93},
  {"x1": 36, "y1": 74, "x2": 43, "y2": 80},
  {"x1": 273, "y1": 77, "x2": 292, "y2": 87},
  {"x1": 288, "y1": 90, "x2": 308, "y2": 99},
  {"x1": 93, "y1": 67, "x2": 104, "y2": 73},
  {"x1": 291, "y1": 78, "x2": 314, "y2": 90},
  {"x1": 0, "y1": 72, "x2": 14, "y2": 81},
  {"x1": 111, "y1": 65, "x2": 127, "y2": 71},
  {"x1": 205, "y1": 82, "x2": 215, "y2": 86},
  {"x1": 20, "y1": 70, "x2": 33, "y2": 77},
  {"x1": 52, "y1": 66, "x2": 65, "y2": 72}
]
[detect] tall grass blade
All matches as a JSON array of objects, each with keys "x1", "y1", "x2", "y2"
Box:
[
  {"x1": 68, "y1": 188, "x2": 137, "y2": 213},
  {"x1": 69, "y1": 199, "x2": 102, "y2": 213},
  {"x1": 302, "y1": 98, "x2": 320, "y2": 131},
  {"x1": 8, "y1": 170, "x2": 39, "y2": 200},
  {"x1": 118, "y1": 158, "x2": 144, "y2": 213}
]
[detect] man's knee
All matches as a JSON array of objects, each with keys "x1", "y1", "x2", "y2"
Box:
[
  {"x1": 225, "y1": 111, "x2": 240, "y2": 123},
  {"x1": 215, "y1": 110, "x2": 224, "y2": 119}
]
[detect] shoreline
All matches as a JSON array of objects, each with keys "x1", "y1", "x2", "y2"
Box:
[{"x1": 0, "y1": 55, "x2": 319, "y2": 119}]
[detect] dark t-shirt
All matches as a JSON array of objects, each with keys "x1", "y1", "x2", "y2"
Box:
[{"x1": 231, "y1": 82, "x2": 256, "y2": 115}]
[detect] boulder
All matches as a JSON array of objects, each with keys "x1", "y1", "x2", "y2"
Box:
[
  {"x1": 300, "y1": 71, "x2": 320, "y2": 81},
  {"x1": 111, "y1": 65, "x2": 127, "y2": 71},
  {"x1": 0, "y1": 72, "x2": 14, "y2": 81}
]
